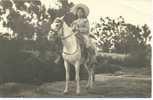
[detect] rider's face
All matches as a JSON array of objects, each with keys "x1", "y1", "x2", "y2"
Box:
[{"x1": 77, "y1": 8, "x2": 84, "y2": 18}]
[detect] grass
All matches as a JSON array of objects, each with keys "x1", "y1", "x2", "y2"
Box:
[{"x1": 0, "y1": 67, "x2": 151, "y2": 98}]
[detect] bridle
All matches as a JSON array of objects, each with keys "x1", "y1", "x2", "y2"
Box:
[{"x1": 51, "y1": 22, "x2": 79, "y2": 55}]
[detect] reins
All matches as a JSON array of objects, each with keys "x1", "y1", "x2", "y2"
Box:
[
  {"x1": 62, "y1": 32, "x2": 79, "y2": 55},
  {"x1": 61, "y1": 32, "x2": 77, "y2": 40}
]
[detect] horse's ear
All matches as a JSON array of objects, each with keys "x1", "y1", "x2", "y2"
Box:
[{"x1": 60, "y1": 16, "x2": 64, "y2": 20}]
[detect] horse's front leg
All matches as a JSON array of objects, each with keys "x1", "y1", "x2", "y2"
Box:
[
  {"x1": 64, "y1": 60, "x2": 70, "y2": 94},
  {"x1": 75, "y1": 61, "x2": 80, "y2": 95}
]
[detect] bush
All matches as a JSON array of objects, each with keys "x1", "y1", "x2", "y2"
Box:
[
  {"x1": 95, "y1": 54, "x2": 123, "y2": 74},
  {"x1": 0, "y1": 40, "x2": 87, "y2": 83},
  {"x1": 96, "y1": 52, "x2": 128, "y2": 66},
  {"x1": 96, "y1": 49, "x2": 151, "y2": 67},
  {"x1": 124, "y1": 48, "x2": 151, "y2": 67}
]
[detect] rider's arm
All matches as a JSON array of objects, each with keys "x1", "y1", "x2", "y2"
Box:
[
  {"x1": 79, "y1": 19, "x2": 90, "y2": 34},
  {"x1": 71, "y1": 21, "x2": 78, "y2": 32}
]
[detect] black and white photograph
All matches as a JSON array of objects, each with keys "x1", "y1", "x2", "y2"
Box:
[{"x1": 0, "y1": 0, "x2": 151, "y2": 98}]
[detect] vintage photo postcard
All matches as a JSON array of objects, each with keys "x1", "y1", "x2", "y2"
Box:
[{"x1": 0, "y1": 0, "x2": 151, "y2": 98}]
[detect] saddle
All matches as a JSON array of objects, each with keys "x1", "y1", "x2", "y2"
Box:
[{"x1": 75, "y1": 33, "x2": 95, "y2": 60}]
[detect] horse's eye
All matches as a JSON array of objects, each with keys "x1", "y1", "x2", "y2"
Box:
[{"x1": 56, "y1": 24, "x2": 59, "y2": 27}]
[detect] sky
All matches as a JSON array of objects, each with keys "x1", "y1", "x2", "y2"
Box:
[
  {"x1": 41, "y1": 0, "x2": 152, "y2": 26},
  {"x1": 0, "y1": 0, "x2": 152, "y2": 33}
]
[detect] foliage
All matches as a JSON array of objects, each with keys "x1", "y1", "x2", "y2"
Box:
[
  {"x1": 91, "y1": 16, "x2": 151, "y2": 54},
  {"x1": 0, "y1": 0, "x2": 151, "y2": 82},
  {"x1": 91, "y1": 16, "x2": 151, "y2": 67},
  {"x1": 0, "y1": 0, "x2": 89, "y2": 83}
]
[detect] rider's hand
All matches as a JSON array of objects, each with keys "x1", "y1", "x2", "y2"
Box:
[{"x1": 73, "y1": 25, "x2": 80, "y2": 33}]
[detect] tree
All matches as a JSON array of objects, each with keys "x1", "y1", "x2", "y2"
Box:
[
  {"x1": 0, "y1": 0, "x2": 74, "y2": 59},
  {"x1": 91, "y1": 16, "x2": 151, "y2": 54},
  {"x1": 91, "y1": 16, "x2": 151, "y2": 67},
  {"x1": 91, "y1": 16, "x2": 126, "y2": 53}
]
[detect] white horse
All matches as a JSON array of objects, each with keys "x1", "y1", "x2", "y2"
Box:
[{"x1": 50, "y1": 17, "x2": 96, "y2": 95}]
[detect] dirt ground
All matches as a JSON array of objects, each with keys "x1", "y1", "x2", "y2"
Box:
[{"x1": 0, "y1": 67, "x2": 151, "y2": 98}]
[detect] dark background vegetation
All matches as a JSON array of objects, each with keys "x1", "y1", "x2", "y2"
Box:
[{"x1": 0, "y1": 0, "x2": 151, "y2": 83}]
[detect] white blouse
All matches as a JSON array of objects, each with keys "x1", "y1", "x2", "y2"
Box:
[{"x1": 71, "y1": 18, "x2": 90, "y2": 35}]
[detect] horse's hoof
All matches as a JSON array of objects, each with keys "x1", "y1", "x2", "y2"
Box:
[
  {"x1": 63, "y1": 91, "x2": 69, "y2": 95},
  {"x1": 76, "y1": 90, "x2": 80, "y2": 95},
  {"x1": 86, "y1": 85, "x2": 90, "y2": 90},
  {"x1": 76, "y1": 92, "x2": 80, "y2": 96},
  {"x1": 86, "y1": 86, "x2": 89, "y2": 90}
]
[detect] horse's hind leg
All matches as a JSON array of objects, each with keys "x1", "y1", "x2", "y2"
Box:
[
  {"x1": 64, "y1": 61, "x2": 70, "y2": 94},
  {"x1": 84, "y1": 64, "x2": 90, "y2": 89},
  {"x1": 90, "y1": 68, "x2": 94, "y2": 88}
]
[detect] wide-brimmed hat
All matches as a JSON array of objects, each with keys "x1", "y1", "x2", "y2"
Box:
[{"x1": 71, "y1": 3, "x2": 89, "y2": 17}]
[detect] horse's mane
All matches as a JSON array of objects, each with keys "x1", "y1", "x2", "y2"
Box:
[{"x1": 62, "y1": 21, "x2": 74, "y2": 35}]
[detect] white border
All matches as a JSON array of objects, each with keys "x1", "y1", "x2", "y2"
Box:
[{"x1": 0, "y1": 0, "x2": 152, "y2": 100}]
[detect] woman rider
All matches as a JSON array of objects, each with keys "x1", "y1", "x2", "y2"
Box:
[
  {"x1": 71, "y1": 4, "x2": 91, "y2": 49},
  {"x1": 71, "y1": 3, "x2": 94, "y2": 58}
]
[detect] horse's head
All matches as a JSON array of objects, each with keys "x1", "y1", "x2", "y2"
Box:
[
  {"x1": 50, "y1": 17, "x2": 73, "y2": 39},
  {"x1": 50, "y1": 17, "x2": 64, "y2": 36}
]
